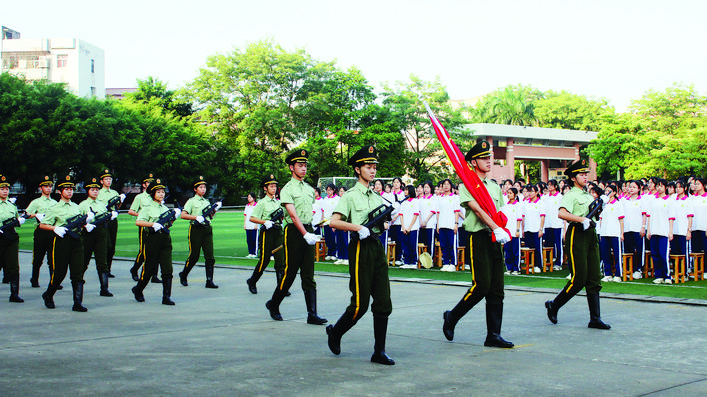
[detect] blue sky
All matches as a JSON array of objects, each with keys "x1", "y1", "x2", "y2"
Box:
[{"x1": 5, "y1": 0, "x2": 706, "y2": 111}]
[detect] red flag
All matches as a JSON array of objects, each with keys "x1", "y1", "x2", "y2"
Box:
[{"x1": 424, "y1": 103, "x2": 510, "y2": 240}]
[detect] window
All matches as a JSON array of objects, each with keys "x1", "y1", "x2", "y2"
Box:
[
  {"x1": 91, "y1": 59, "x2": 94, "y2": 73},
  {"x1": 57, "y1": 54, "x2": 68, "y2": 68}
]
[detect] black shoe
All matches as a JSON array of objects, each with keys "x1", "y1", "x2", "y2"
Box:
[
  {"x1": 132, "y1": 286, "x2": 145, "y2": 302},
  {"x1": 42, "y1": 291, "x2": 55, "y2": 309},
  {"x1": 588, "y1": 320, "x2": 611, "y2": 330},
  {"x1": 9, "y1": 294, "x2": 24, "y2": 303},
  {"x1": 30, "y1": 278, "x2": 40, "y2": 288},
  {"x1": 130, "y1": 268, "x2": 139, "y2": 282},
  {"x1": 266, "y1": 300, "x2": 283, "y2": 321},
  {"x1": 72, "y1": 303, "x2": 88, "y2": 312},
  {"x1": 246, "y1": 278, "x2": 257, "y2": 294},
  {"x1": 545, "y1": 300, "x2": 558, "y2": 324},
  {"x1": 162, "y1": 296, "x2": 176, "y2": 305},
  {"x1": 307, "y1": 313, "x2": 328, "y2": 325},
  {"x1": 443, "y1": 311, "x2": 455, "y2": 341},
  {"x1": 57, "y1": 284, "x2": 63, "y2": 290},
  {"x1": 205, "y1": 280, "x2": 219, "y2": 289},
  {"x1": 100, "y1": 289, "x2": 114, "y2": 297},
  {"x1": 9, "y1": 278, "x2": 24, "y2": 302},
  {"x1": 326, "y1": 325, "x2": 341, "y2": 355},
  {"x1": 107, "y1": 272, "x2": 115, "y2": 278},
  {"x1": 179, "y1": 271, "x2": 188, "y2": 287},
  {"x1": 484, "y1": 334, "x2": 514, "y2": 348},
  {"x1": 370, "y1": 351, "x2": 395, "y2": 365},
  {"x1": 151, "y1": 275, "x2": 162, "y2": 283}
]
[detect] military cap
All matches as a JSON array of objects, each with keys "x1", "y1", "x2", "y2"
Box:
[
  {"x1": 0, "y1": 174, "x2": 9, "y2": 188},
  {"x1": 142, "y1": 173, "x2": 155, "y2": 185},
  {"x1": 285, "y1": 149, "x2": 309, "y2": 165},
  {"x1": 56, "y1": 175, "x2": 76, "y2": 190},
  {"x1": 262, "y1": 174, "x2": 278, "y2": 187},
  {"x1": 84, "y1": 177, "x2": 101, "y2": 190},
  {"x1": 193, "y1": 175, "x2": 207, "y2": 188},
  {"x1": 564, "y1": 159, "x2": 590, "y2": 177},
  {"x1": 38, "y1": 175, "x2": 53, "y2": 187},
  {"x1": 465, "y1": 140, "x2": 492, "y2": 161},
  {"x1": 347, "y1": 145, "x2": 379, "y2": 167},
  {"x1": 100, "y1": 169, "x2": 112, "y2": 180},
  {"x1": 147, "y1": 178, "x2": 166, "y2": 197}
]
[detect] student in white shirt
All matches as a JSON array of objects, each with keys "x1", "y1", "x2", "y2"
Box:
[
  {"x1": 335, "y1": 186, "x2": 350, "y2": 265},
  {"x1": 543, "y1": 180, "x2": 564, "y2": 270},
  {"x1": 436, "y1": 179, "x2": 460, "y2": 271},
  {"x1": 398, "y1": 185, "x2": 420, "y2": 268},
  {"x1": 671, "y1": 180, "x2": 693, "y2": 261},
  {"x1": 321, "y1": 184, "x2": 339, "y2": 261},
  {"x1": 244, "y1": 192, "x2": 258, "y2": 258},
  {"x1": 312, "y1": 187, "x2": 324, "y2": 236},
  {"x1": 622, "y1": 180, "x2": 647, "y2": 279},
  {"x1": 691, "y1": 178, "x2": 707, "y2": 257},
  {"x1": 521, "y1": 185, "x2": 544, "y2": 273},
  {"x1": 599, "y1": 185, "x2": 624, "y2": 282},
  {"x1": 501, "y1": 188, "x2": 523, "y2": 274},
  {"x1": 418, "y1": 181, "x2": 438, "y2": 260},
  {"x1": 373, "y1": 179, "x2": 390, "y2": 247},
  {"x1": 646, "y1": 179, "x2": 675, "y2": 284},
  {"x1": 388, "y1": 177, "x2": 406, "y2": 265}
]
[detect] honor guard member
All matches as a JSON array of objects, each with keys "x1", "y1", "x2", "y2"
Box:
[
  {"x1": 97, "y1": 169, "x2": 126, "y2": 278},
  {"x1": 265, "y1": 149, "x2": 327, "y2": 325},
  {"x1": 327, "y1": 146, "x2": 395, "y2": 365},
  {"x1": 178, "y1": 176, "x2": 221, "y2": 288},
  {"x1": 246, "y1": 174, "x2": 286, "y2": 294},
  {"x1": 25, "y1": 175, "x2": 58, "y2": 288},
  {"x1": 0, "y1": 174, "x2": 27, "y2": 302},
  {"x1": 442, "y1": 141, "x2": 514, "y2": 348},
  {"x1": 79, "y1": 177, "x2": 117, "y2": 297},
  {"x1": 545, "y1": 160, "x2": 611, "y2": 329},
  {"x1": 128, "y1": 174, "x2": 162, "y2": 283},
  {"x1": 40, "y1": 175, "x2": 94, "y2": 311},
  {"x1": 132, "y1": 179, "x2": 181, "y2": 305}
]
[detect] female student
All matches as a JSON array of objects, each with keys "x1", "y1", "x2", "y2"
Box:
[
  {"x1": 243, "y1": 193, "x2": 258, "y2": 258},
  {"x1": 501, "y1": 188, "x2": 523, "y2": 274},
  {"x1": 645, "y1": 179, "x2": 674, "y2": 284},
  {"x1": 398, "y1": 185, "x2": 420, "y2": 269},
  {"x1": 598, "y1": 185, "x2": 624, "y2": 282},
  {"x1": 521, "y1": 184, "x2": 544, "y2": 273}
]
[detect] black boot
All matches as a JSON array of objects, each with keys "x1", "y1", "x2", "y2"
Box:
[
  {"x1": 442, "y1": 294, "x2": 479, "y2": 341},
  {"x1": 9, "y1": 275, "x2": 24, "y2": 303},
  {"x1": 205, "y1": 265, "x2": 218, "y2": 289},
  {"x1": 30, "y1": 263, "x2": 41, "y2": 288},
  {"x1": 266, "y1": 299, "x2": 283, "y2": 321},
  {"x1": 132, "y1": 278, "x2": 149, "y2": 302},
  {"x1": 246, "y1": 278, "x2": 257, "y2": 294},
  {"x1": 483, "y1": 303, "x2": 514, "y2": 348},
  {"x1": 304, "y1": 289, "x2": 327, "y2": 325},
  {"x1": 42, "y1": 284, "x2": 57, "y2": 309},
  {"x1": 327, "y1": 312, "x2": 357, "y2": 355},
  {"x1": 71, "y1": 280, "x2": 88, "y2": 312},
  {"x1": 442, "y1": 311, "x2": 456, "y2": 341},
  {"x1": 162, "y1": 277, "x2": 175, "y2": 305},
  {"x1": 545, "y1": 288, "x2": 573, "y2": 324},
  {"x1": 178, "y1": 270, "x2": 188, "y2": 286},
  {"x1": 587, "y1": 293, "x2": 611, "y2": 330},
  {"x1": 276, "y1": 271, "x2": 290, "y2": 297},
  {"x1": 370, "y1": 317, "x2": 395, "y2": 365},
  {"x1": 130, "y1": 265, "x2": 140, "y2": 282},
  {"x1": 151, "y1": 274, "x2": 162, "y2": 284},
  {"x1": 98, "y1": 272, "x2": 113, "y2": 297}
]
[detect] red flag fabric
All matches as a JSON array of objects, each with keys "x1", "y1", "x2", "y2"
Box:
[{"x1": 424, "y1": 103, "x2": 510, "y2": 240}]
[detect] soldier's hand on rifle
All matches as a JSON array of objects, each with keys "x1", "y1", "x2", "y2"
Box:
[
  {"x1": 85, "y1": 223, "x2": 96, "y2": 233},
  {"x1": 195, "y1": 215, "x2": 205, "y2": 224},
  {"x1": 582, "y1": 218, "x2": 592, "y2": 230},
  {"x1": 111, "y1": 211, "x2": 119, "y2": 220},
  {"x1": 264, "y1": 220, "x2": 274, "y2": 229},
  {"x1": 17, "y1": 217, "x2": 26, "y2": 226},
  {"x1": 152, "y1": 223, "x2": 164, "y2": 232},
  {"x1": 173, "y1": 209, "x2": 181, "y2": 218},
  {"x1": 215, "y1": 202, "x2": 222, "y2": 211},
  {"x1": 119, "y1": 194, "x2": 126, "y2": 202},
  {"x1": 358, "y1": 226, "x2": 370, "y2": 240},
  {"x1": 86, "y1": 212, "x2": 95, "y2": 223},
  {"x1": 9, "y1": 197, "x2": 16, "y2": 204},
  {"x1": 303, "y1": 232, "x2": 318, "y2": 245},
  {"x1": 54, "y1": 226, "x2": 67, "y2": 237}
]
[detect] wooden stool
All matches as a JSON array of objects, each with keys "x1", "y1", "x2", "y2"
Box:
[
  {"x1": 644, "y1": 251, "x2": 654, "y2": 278},
  {"x1": 314, "y1": 239, "x2": 327, "y2": 262},
  {"x1": 542, "y1": 247, "x2": 554, "y2": 272},
  {"x1": 670, "y1": 255, "x2": 687, "y2": 284},
  {"x1": 435, "y1": 241, "x2": 442, "y2": 268},
  {"x1": 689, "y1": 253, "x2": 705, "y2": 281},
  {"x1": 417, "y1": 243, "x2": 428, "y2": 269},
  {"x1": 387, "y1": 242, "x2": 396, "y2": 266},
  {"x1": 455, "y1": 246, "x2": 466, "y2": 271},
  {"x1": 621, "y1": 253, "x2": 634, "y2": 281},
  {"x1": 521, "y1": 248, "x2": 535, "y2": 274}
]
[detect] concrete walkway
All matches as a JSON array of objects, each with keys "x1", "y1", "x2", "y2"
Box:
[{"x1": 1, "y1": 252, "x2": 706, "y2": 396}]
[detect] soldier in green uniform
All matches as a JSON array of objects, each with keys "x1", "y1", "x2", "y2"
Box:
[
  {"x1": 265, "y1": 149, "x2": 327, "y2": 325},
  {"x1": 25, "y1": 175, "x2": 58, "y2": 288},
  {"x1": 545, "y1": 159, "x2": 611, "y2": 330},
  {"x1": 40, "y1": 175, "x2": 93, "y2": 312},
  {"x1": 0, "y1": 174, "x2": 27, "y2": 302},
  {"x1": 80, "y1": 177, "x2": 117, "y2": 297},
  {"x1": 178, "y1": 176, "x2": 221, "y2": 289},
  {"x1": 128, "y1": 174, "x2": 162, "y2": 284},
  {"x1": 442, "y1": 141, "x2": 514, "y2": 348},
  {"x1": 97, "y1": 169, "x2": 125, "y2": 278},
  {"x1": 327, "y1": 146, "x2": 395, "y2": 365},
  {"x1": 246, "y1": 174, "x2": 285, "y2": 294},
  {"x1": 132, "y1": 179, "x2": 181, "y2": 305}
]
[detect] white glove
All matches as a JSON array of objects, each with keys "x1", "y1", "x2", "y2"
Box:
[
  {"x1": 86, "y1": 212, "x2": 95, "y2": 223},
  {"x1": 195, "y1": 215, "x2": 205, "y2": 224},
  {"x1": 358, "y1": 226, "x2": 370, "y2": 240},
  {"x1": 152, "y1": 223, "x2": 164, "y2": 232},
  {"x1": 215, "y1": 201, "x2": 222, "y2": 211},
  {"x1": 0, "y1": 229, "x2": 3, "y2": 234},
  {"x1": 582, "y1": 218, "x2": 592, "y2": 230},
  {"x1": 9, "y1": 197, "x2": 16, "y2": 204},
  {"x1": 111, "y1": 211, "x2": 119, "y2": 220},
  {"x1": 493, "y1": 228, "x2": 511, "y2": 245},
  {"x1": 54, "y1": 226, "x2": 67, "y2": 237},
  {"x1": 85, "y1": 223, "x2": 96, "y2": 233},
  {"x1": 119, "y1": 193, "x2": 126, "y2": 202},
  {"x1": 264, "y1": 220, "x2": 274, "y2": 229},
  {"x1": 36, "y1": 213, "x2": 45, "y2": 222},
  {"x1": 303, "y1": 232, "x2": 318, "y2": 245},
  {"x1": 173, "y1": 208, "x2": 181, "y2": 218},
  {"x1": 17, "y1": 217, "x2": 26, "y2": 226}
]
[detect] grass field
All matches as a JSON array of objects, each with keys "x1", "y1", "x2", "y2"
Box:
[{"x1": 15, "y1": 210, "x2": 707, "y2": 301}]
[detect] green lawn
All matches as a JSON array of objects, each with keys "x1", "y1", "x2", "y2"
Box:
[{"x1": 16, "y1": 210, "x2": 707, "y2": 301}]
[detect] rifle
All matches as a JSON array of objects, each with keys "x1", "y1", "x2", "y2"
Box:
[
  {"x1": 149, "y1": 202, "x2": 183, "y2": 234},
  {"x1": 65, "y1": 214, "x2": 89, "y2": 239},
  {"x1": 200, "y1": 198, "x2": 223, "y2": 226},
  {"x1": 585, "y1": 196, "x2": 608, "y2": 228},
  {"x1": 0, "y1": 214, "x2": 30, "y2": 239},
  {"x1": 350, "y1": 204, "x2": 395, "y2": 241},
  {"x1": 106, "y1": 196, "x2": 121, "y2": 212},
  {"x1": 90, "y1": 210, "x2": 113, "y2": 228}
]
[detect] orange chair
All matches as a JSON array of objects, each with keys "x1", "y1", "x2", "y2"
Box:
[
  {"x1": 521, "y1": 248, "x2": 535, "y2": 274},
  {"x1": 669, "y1": 255, "x2": 687, "y2": 284},
  {"x1": 387, "y1": 242, "x2": 396, "y2": 266},
  {"x1": 644, "y1": 251, "x2": 654, "y2": 278},
  {"x1": 542, "y1": 247, "x2": 554, "y2": 272},
  {"x1": 621, "y1": 253, "x2": 634, "y2": 281},
  {"x1": 455, "y1": 246, "x2": 466, "y2": 271},
  {"x1": 689, "y1": 253, "x2": 705, "y2": 281},
  {"x1": 315, "y1": 239, "x2": 327, "y2": 262}
]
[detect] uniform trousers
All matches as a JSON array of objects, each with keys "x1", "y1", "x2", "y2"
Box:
[
  {"x1": 670, "y1": 235, "x2": 689, "y2": 256},
  {"x1": 0, "y1": 233, "x2": 20, "y2": 277},
  {"x1": 183, "y1": 224, "x2": 215, "y2": 273},
  {"x1": 32, "y1": 228, "x2": 54, "y2": 279},
  {"x1": 691, "y1": 230, "x2": 706, "y2": 254},
  {"x1": 400, "y1": 230, "x2": 418, "y2": 265},
  {"x1": 544, "y1": 227, "x2": 563, "y2": 267},
  {"x1": 250, "y1": 225, "x2": 284, "y2": 283},
  {"x1": 599, "y1": 236, "x2": 622, "y2": 277},
  {"x1": 389, "y1": 225, "x2": 402, "y2": 261},
  {"x1": 323, "y1": 225, "x2": 338, "y2": 258},
  {"x1": 336, "y1": 229, "x2": 349, "y2": 260},
  {"x1": 132, "y1": 227, "x2": 146, "y2": 270},
  {"x1": 650, "y1": 235, "x2": 670, "y2": 279},
  {"x1": 561, "y1": 224, "x2": 602, "y2": 297},
  {"x1": 504, "y1": 236, "x2": 521, "y2": 272},
  {"x1": 623, "y1": 231, "x2": 644, "y2": 273},
  {"x1": 106, "y1": 218, "x2": 118, "y2": 269},
  {"x1": 140, "y1": 231, "x2": 173, "y2": 281},
  {"x1": 82, "y1": 226, "x2": 109, "y2": 273},
  {"x1": 523, "y1": 231, "x2": 542, "y2": 270},
  {"x1": 438, "y1": 228, "x2": 456, "y2": 265},
  {"x1": 271, "y1": 224, "x2": 316, "y2": 305},
  {"x1": 419, "y1": 227, "x2": 435, "y2": 257},
  {"x1": 245, "y1": 229, "x2": 258, "y2": 256},
  {"x1": 49, "y1": 235, "x2": 85, "y2": 288}
]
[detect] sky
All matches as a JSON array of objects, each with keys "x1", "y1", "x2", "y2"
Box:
[{"x1": 4, "y1": 0, "x2": 707, "y2": 112}]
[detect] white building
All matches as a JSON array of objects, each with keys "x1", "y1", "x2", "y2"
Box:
[{"x1": 1, "y1": 28, "x2": 105, "y2": 99}]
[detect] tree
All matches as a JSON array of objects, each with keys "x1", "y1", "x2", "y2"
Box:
[
  {"x1": 535, "y1": 91, "x2": 615, "y2": 132},
  {"x1": 471, "y1": 84, "x2": 544, "y2": 126},
  {"x1": 125, "y1": 76, "x2": 194, "y2": 119}
]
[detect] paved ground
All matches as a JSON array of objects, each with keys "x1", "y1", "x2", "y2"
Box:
[{"x1": 1, "y1": 252, "x2": 706, "y2": 397}]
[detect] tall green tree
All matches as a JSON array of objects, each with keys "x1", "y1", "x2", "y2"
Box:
[
  {"x1": 471, "y1": 84, "x2": 544, "y2": 126},
  {"x1": 535, "y1": 91, "x2": 615, "y2": 131}
]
